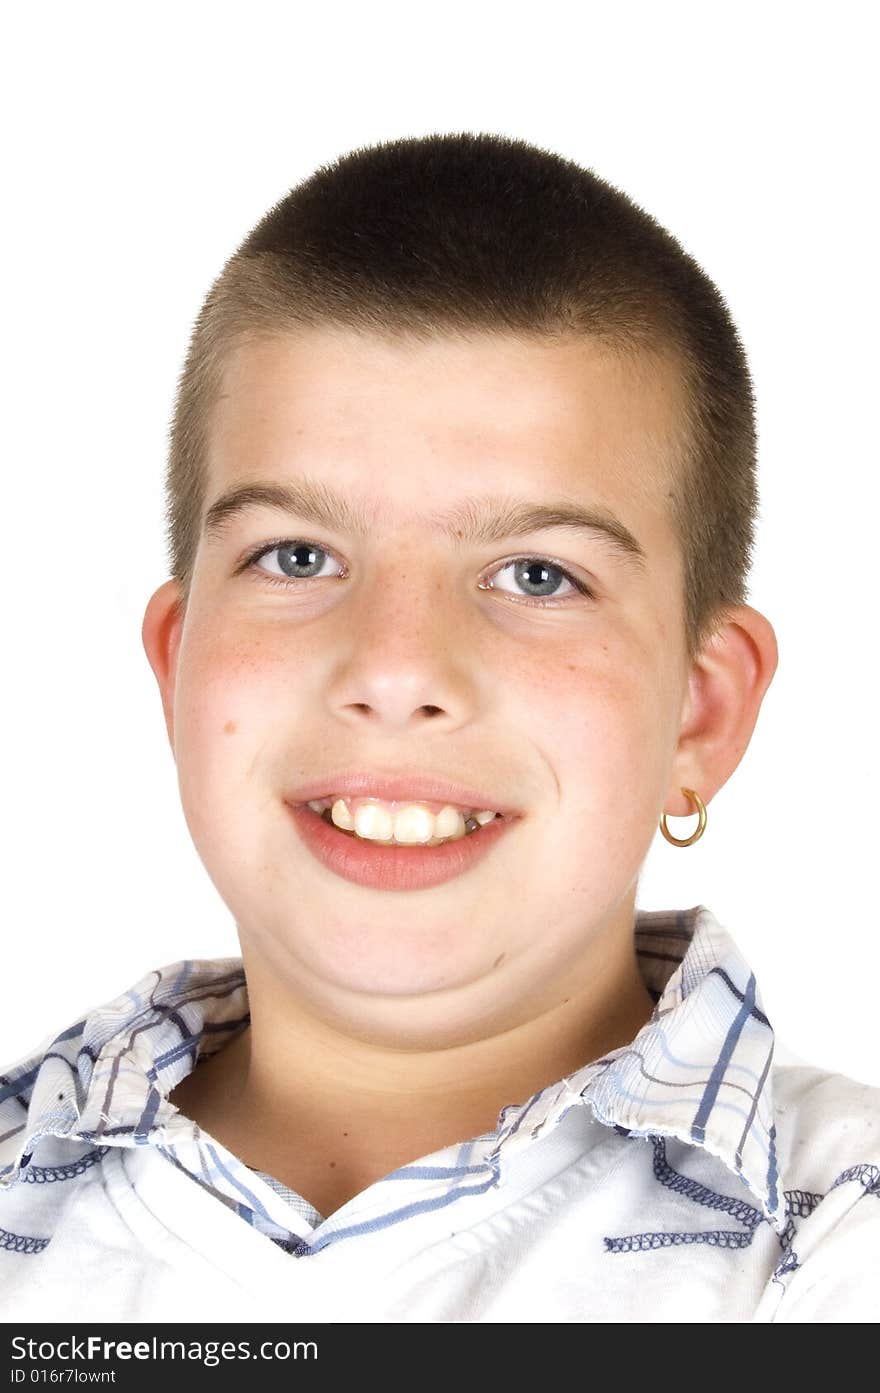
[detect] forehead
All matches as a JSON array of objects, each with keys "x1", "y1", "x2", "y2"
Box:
[{"x1": 205, "y1": 326, "x2": 685, "y2": 545}]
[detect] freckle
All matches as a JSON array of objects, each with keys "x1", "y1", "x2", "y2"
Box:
[
  {"x1": 493, "y1": 952, "x2": 505, "y2": 969},
  {"x1": 223, "y1": 720, "x2": 237, "y2": 735},
  {"x1": 343, "y1": 1132, "x2": 348, "y2": 1137},
  {"x1": 329, "y1": 1161, "x2": 336, "y2": 1168}
]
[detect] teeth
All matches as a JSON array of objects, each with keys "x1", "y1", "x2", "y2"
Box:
[
  {"x1": 329, "y1": 798, "x2": 354, "y2": 829},
  {"x1": 433, "y1": 805, "x2": 466, "y2": 839},
  {"x1": 353, "y1": 802, "x2": 395, "y2": 842},
  {"x1": 310, "y1": 795, "x2": 500, "y2": 846},
  {"x1": 392, "y1": 804, "x2": 437, "y2": 844}
]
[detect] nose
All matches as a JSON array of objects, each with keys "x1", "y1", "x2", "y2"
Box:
[{"x1": 323, "y1": 559, "x2": 477, "y2": 731}]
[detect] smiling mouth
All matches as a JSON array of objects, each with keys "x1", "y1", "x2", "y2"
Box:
[
  {"x1": 288, "y1": 796, "x2": 518, "y2": 890},
  {"x1": 308, "y1": 801, "x2": 501, "y2": 848}
]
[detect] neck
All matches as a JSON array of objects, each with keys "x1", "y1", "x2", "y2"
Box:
[{"x1": 167, "y1": 908, "x2": 655, "y2": 1215}]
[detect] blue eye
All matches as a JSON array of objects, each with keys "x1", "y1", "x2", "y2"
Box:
[
  {"x1": 487, "y1": 557, "x2": 593, "y2": 603},
  {"x1": 246, "y1": 541, "x2": 344, "y2": 584},
  {"x1": 242, "y1": 541, "x2": 593, "y2": 605}
]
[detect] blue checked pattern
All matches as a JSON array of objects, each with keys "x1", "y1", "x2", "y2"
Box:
[{"x1": 0, "y1": 904, "x2": 788, "y2": 1257}]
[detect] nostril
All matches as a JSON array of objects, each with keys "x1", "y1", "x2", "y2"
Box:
[{"x1": 421, "y1": 705, "x2": 443, "y2": 717}]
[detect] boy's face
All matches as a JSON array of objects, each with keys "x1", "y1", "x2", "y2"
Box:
[{"x1": 145, "y1": 328, "x2": 698, "y2": 1047}]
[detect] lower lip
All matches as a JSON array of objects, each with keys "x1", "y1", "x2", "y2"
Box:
[{"x1": 287, "y1": 802, "x2": 518, "y2": 891}]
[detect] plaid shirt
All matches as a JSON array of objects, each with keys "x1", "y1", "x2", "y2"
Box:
[{"x1": 2, "y1": 904, "x2": 878, "y2": 1321}]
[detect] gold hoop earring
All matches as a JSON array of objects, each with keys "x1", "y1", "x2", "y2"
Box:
[{"x1": 659, "y1": 787, "x2": 707, "y2": 847}]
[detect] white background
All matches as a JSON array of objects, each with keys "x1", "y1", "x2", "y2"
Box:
[{"x1": 2, "y1": 1, "x2": 877, "y2": 1086}]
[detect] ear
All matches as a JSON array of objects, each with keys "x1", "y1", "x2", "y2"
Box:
[
  {"x1": 141, "y1": 579, "x2": 186, "y2": 753},
  {"x1": 665, "y1": 604, "x2": 779, "y2": 818}
]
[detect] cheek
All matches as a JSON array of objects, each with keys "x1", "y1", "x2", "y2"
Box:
[
  {"x1": 177, "y1": 627, "x2": 295, "y2": 724},
  {"x1": 532, "y1": 661, "x2": 671, "y2": 906},
  {"x1": 172, "y1": 632, "x2": 291, "y2": 838},
  {"x1": 536, "y1": 643, "x2": 671, "y2": 815}
]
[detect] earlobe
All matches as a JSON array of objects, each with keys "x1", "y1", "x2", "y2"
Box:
[{"x1": 141, "y1": 579, "x2": 186, "y2": 751}]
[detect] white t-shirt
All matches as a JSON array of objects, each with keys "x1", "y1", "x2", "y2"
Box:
[{"x1": 1, "y1": 904, "x2": 878, "y2": 1322}]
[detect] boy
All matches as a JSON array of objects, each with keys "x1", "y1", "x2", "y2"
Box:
[{"x1": 1, "y1": 132, "x2": 877, "y2": 1323}]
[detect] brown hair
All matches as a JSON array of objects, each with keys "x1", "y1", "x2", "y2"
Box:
[{"x1": 165, "y1": 131, "x2": 758, "y2": 661}]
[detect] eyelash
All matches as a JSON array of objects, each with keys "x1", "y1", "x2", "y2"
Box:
[{"x1": 239, "y1": 539, "x2": 595, "y2": 606}]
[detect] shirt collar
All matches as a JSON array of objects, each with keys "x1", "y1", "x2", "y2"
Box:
[
  {"x1": 0, "y1": 904, "x2": 785, "y2": 1237},
  {"x1": 488, "y1": 905, "x2": 784, "y2": 1234}
]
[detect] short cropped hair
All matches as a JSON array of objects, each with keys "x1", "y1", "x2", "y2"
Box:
[{"x1": 165, "y1": 131, "x2": 758, "y2": 661}]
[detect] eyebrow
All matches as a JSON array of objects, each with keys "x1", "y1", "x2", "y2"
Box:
[{"x1": 202, "y1": 477, "x2": 648, "y2": 571}]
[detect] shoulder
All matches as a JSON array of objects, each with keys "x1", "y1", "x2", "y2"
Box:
[
  {"x1": 763, "y1": 1055, "x2": 880, "y2": 1320},
  {"x1": 1, "y1": 1006, "x2": 92, "y2": 1191},
  {"x1": 1, "y1": 1038, "x2": 50, "y2": 1179},
  {"x1": 772, "y1": 1054, "x2": 880, "y2": 1190}
]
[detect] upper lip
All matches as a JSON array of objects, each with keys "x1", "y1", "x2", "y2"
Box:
[{"x1": 287, "y1": 772, "x2": 520, "y2": 818}]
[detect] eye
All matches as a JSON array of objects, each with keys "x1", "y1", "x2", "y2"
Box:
[
  {"x1": 240, "y1": 540, "x2": 593, "y2": 606},
  {"x1": 243, "y1": 539, "x2": 345, "y2": 586},
  {"x1": 483, "y1": 557, "x2": 594, "y2": 605}
]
